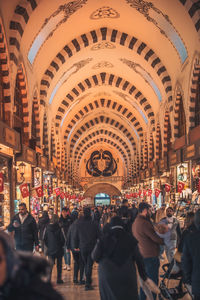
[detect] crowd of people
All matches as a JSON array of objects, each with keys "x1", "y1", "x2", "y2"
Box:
[{"x1": 0, "y1": 199, "x2": 200, "y2": 300}]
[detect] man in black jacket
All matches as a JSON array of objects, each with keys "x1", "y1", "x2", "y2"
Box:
[
  {"x1": 7, "y1": 203, "x2": 39, "y2": 252},
  {"x1": 73, "y1": 207, "x2": 101, "y2": 290},
  {"x1": 59, "y1": 207, "x2": 72, "y2": 270},
  {"x1": 182, "y1": 209, "x2": 200, "y2": 300}
]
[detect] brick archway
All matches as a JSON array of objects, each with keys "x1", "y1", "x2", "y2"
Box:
[{"x1": 84, "y1": 183, "x2": 121, "y2": 199}]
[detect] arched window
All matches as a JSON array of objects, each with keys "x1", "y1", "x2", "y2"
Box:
[
  {"x1": 195, "y1": 74, "x2": 200, "y2": 127},
  {"x1": 13, "y1": 74, "x2": 24, "y2": 141},
  {"x1": 178, "y1": 97, "x2": 186, "y2": 137}
]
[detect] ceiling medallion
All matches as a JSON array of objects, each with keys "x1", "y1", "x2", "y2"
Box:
[
  {"x1": 86, "y1": 150, "x2": 117, "y2": 177},
  {"x1": 92, "y1": 61, "x2": 113, "y2": 69},
  {"x1": 90, "y1": 6, "x2": 120, "y2": 19},
  {"x1": 91, "y1": 41, "x2": 116, "y2": 51}
]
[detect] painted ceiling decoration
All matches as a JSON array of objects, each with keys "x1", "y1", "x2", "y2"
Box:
[
  {"x1": 49, "y1": 58, "x2": 92, "y2": 104},
  {"x1": 120, "y1": 58, "x2": 162, "y2": 102},
  {"x1": 3, "y1": 0, "x2": 199, "y2": 188},
  {"x1": 86, "y1": 150, "x2": 117, "y2": 177},
  {"x1": 90, "y1": 7, "x2": 120, "y2": 19},
  {"x1": 126, "y1": 0, "x2": 188, "y2": 63},
  {"x1": 28, "y1": 0, "x2": 88, "y2": 64}
]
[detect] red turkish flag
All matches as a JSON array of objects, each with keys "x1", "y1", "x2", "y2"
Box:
[
  {"x1": 60, "y1": 192, "x2": 65, "y2": 199},
  {"x1": 54, "y1": 188, "x2": 60, "y2": 196},
  {"x1": 143, "y1": 190, "x2": 147, "y2": 196},
  {"x1": 138, "y1": 190, "x2": 142, "y2": 196},
  {"x1": 0, "y1": 172, "x2": 4, "y2": 192},
  {"x1": 65, "y1": 192, "x2": 68, "y2": 198},
  {"x1": 178, "y1": 181, "x2": 185, "y2": 193},
  {"x1": 148, "y1": 189, "x2": 152, "y2": 197},
  {"x1": 19, "y1": 183, "x2": 29, "y2": 198},
  {"x1": 155, "y1": 188, "x2": 161, "y2": 198},
  {"x1": 165, "y1": 183, "x2": 171, "y2": 193},
  {"x1": 35, "y1": 186, "x2": 43, "y2": 197}
]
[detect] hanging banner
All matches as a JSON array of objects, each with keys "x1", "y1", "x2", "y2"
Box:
[
  {"x1": 54, "y1": 187, "x2": 60, "y2": 196},
  {"x1": 177, "y1": 181, "x2": 185, "y2": 193},
  {"x1": 143, "y1": 190, "x2": 147, "y2": 196},
  {"x1": 19, "y1": 183, "x2": 29, "y2": 198},
  {"x1": 138, "y1": 190, "x2": 142, "y2": 197},
  {"x1": 155, "y1": 188, "x2": 161, "y2": 198},
  {"x1": 35, "y1": 186, "x2": 43, "y2": 197},
  {"x1": 0, "y1": 172, "x2": 4, "y2": 192},
  {"x1": 165, "y1": 183, "x2": 171, "y2": 193},
  {"x1": 148, "y1": 189, "x2": 152, "y2": 197}
]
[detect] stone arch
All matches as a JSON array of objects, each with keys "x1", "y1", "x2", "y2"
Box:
[
  {"x1": 32, "y1": 90, "x2": 40, "y2": 147},
  {"x1": 9, "y1": 0, "x2": 41, "y2": 65},
  {"x1": 174, "y1": 89, "x2": 187, "y2": 138},
  {"x1": 14, "y1": 63, "x2": 30, "y2": 144},
  {"x1": 84, "y1": 183, "x2": 121, "y2": 199},
  {"x1": 40, "y1": 27, "x2": 172, "y2": 108},
  {"x1": 163, "y1": 111, "x2": 172, "y2": 155},
  {"x1": 155, "y1": 123, "x2": 162, "y2": 160},
  {"x1": 55, "y1": 73, "x2": 155, "y2": 129},
  {"x1": 178, "y1": 0, "x2": 200, "y2": 34},
  {"x1": 188, "y1": 58, "x2": 200, "y2": 129},
  {"x1": 42, "y1": 112, "x2": 49, "y2": 157},
  {"x1": 60, "y1": 97, "x2": 146, "y2": 138},
  {"x1": 148, "y1": 132, "x2": 154, "y2": 161},
  {"x1": 0, "y1": 18, "x2": 11, "y2": 126}
]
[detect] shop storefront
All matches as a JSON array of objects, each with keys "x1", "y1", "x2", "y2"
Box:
[
  {"x1": 0, "y1": 121, "x2": 20, "y2": 226},
  {"x1": 16, "y1": 145, "x2": 37, "y2": 212}
]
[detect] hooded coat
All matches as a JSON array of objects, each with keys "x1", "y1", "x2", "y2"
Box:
[
  {"x1": 92, "y1": 217, "x2": 147, "y2": 300},
  {"x1": 44, "y1": 222, "x2": 65, "y2": 257}
]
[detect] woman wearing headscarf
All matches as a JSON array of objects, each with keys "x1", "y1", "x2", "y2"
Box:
[
  {"x1": 92, "y1": 216, "x2": 148, "y2": 300},
  {"x1": 0, "y1": 231, "x2": 64, "y2": 300}
]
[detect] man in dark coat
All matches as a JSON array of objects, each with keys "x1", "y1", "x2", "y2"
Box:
[
  {"x1": 38, "y1": 211, "x2": 49, "y2": 254},
  {"x1": 59, "y1": 207, "x2": 72, "y2": 270},
  {"x1": 182, "y1": 209, "x2": 200, "y2": 300},
  {"x1": 133, "y1": 202, "x2": 164, "y2": 300},
  {"x1": 92, "y1": 216, "x2": 147, "y2": 300},
  {"x1": 44, "y1": 214, "x2": 65, "y2": 284},
  {"x1": 73, "y1": 207, "x2": 101, "y2": 290},
  {"x1": 7, "y1": 203, "x2": 39, "y2": 252}
]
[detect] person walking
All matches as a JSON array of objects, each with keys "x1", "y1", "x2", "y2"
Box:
[
  {"x1": 182, "y1": 209, "x2": 200, "y2": 300},
  {"x1": 133, "y1": 202, "x2": 164, "y2": 300},
  {"x1": 38, "y1": 210, "x2": 49, "y2": 255},
  {"x1": 92, "y1": 216, "x2": 148, "y2": 300},
  {"x1": 66, "y1": 210, "x2": 85, "y2": 285},
  {"x1": 73, "y1": 207, "x2": 101, "y2": 290},
  {"x1": 59, "y1": 207, "x2": 72, "y2": 270},
  {"x1": 7, "y1": 202, "x2": 39, "y2": 252},
  {"x1": 44, "y1": 214, "x2": 65, "y2": 284},
  {"x1": 159, "y1": 206, "x2": 181, "y2": 262}
]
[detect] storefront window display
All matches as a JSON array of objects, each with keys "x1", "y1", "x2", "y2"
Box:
[
  {"x1": 16, "y1": 161, "x2": 31, "y2": 211},
  {"x1": 0, "y1": 155, "x2": 11, "y2": 227}
]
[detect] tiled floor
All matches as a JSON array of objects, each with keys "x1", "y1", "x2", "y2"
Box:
[
  {"x1": 53, "y1": 263, "x2": 100, "y2": 300},
  {"x1": 53, "y1": 259, "x2": 191, "y2": 300}
]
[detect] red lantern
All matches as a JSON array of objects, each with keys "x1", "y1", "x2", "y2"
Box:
[
  {"x1": 177, "y1": 181, "x2": 185, "y2": 193},
  {"x1": 35, "y1": 186, "x2": 43, "y2": 197},
  {"x1": 19, "y1": 183, "x2": 29, "y2": 198},
  {"x1": 0, "y1": 172, "x2": 4, "y2": 192},
  {"x1": 165, "y1": 183, "x2": 171, "y2": 193},
  {"x1": 155, "y1": 188, "x2": 161, "y2": 198}
]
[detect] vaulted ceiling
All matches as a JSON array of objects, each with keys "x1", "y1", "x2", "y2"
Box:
[{"x1": 1, "y1": 0, "x2": 200, "y2": 185}]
